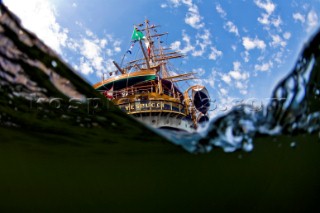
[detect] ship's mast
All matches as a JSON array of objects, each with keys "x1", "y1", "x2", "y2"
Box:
[
  {"x1": 144, "y1": 19, "x2": 155, "y2": 64},
  {"x1": 119, "y1": 20, "x2": 195, "y2": 83},
  {"x1": 158, "y1": 35, "x2": 169, "y2": 78},
  {"x1": 138, "y1": 39, "x2": 150, "y2": 69},
  {"x1": 143, "y1": 19, "x2": 171, "y2": 78}
]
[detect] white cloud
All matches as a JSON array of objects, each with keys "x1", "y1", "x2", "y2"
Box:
[
  {"x1": 216, "y1": 4, "x2": 227, "y2": 19},
  {"x1": 273, "y1": 51, "x2": 284, "y2": 64},
  {"x1": 72, "y1": 3, "x2": 77, "y2": 8},
  {"x1": 254, "y1": 0, "x2": 281, "y2": 30},
  {"x1": 292, "y1": 10, "x2": 318, "y2": 32},
  {"x1": 180, "y1": 31, "x2": 195, "y2": 54},
  {"x1": 105, "y1": 49, "x2": 113, "y2": 57},
  {"x1": 166, "y1": 1, "x2": 221, "y2": 60},
  {"x1": 251, "y1": 0, "x2": 287, "y2": 69},
  {"x1": 113, "y1": 40, "x2": 122, "y2": 52},
  {"x1": 255, "y1": 61, "x2": 273, "y2": 72},
  {"x1": 197, "y1": 28, "x2": 210, "y2": 41},
  {"x1": 254, "y1": 0, "x2": 276, "y2": 15},
  {"x1": 229, "y1": 70, "x2": 242, "y2": 80},
  {"x1": 271, "y1": 16, "x2": 282, "y2": 28},
  {"x1": 77, "y1": 34, "x2": 120, "y2": 75},
  {"x1": 221, "y1": 74, "x2": 231, "y2": 84},
  {"x1": 209, "y1": 46, "x2": 223, "y2": 60},
  {"x1": 114, "y1": 46, "x2": 121, "y2": 53},
  {"x1": 220, "y1": 88, "x2": 228, "y2": 95},
  {"x1": 79, "y1": 58, "x2": 94, "y2": 75},
  {"x1": 219, "y1": 62, "x2": 250, "y2": 95},
  {"x1": 242, "y1": 37, "x2": 266, "y2": 51},
  {"x1": 235, "y1": 81, "x2": 248, "y2": 95},
  {"x1": 62, "y1": 24, "x2": 120, "y2": 76},
  {"x1": 270, "y1": 34, "x2": 287, "y2": 47},
  {"x1": 160, "y1": 3, "x2": 168, "y2": 8},
  {"x1": 307, "y1": 10, "x2": 319, "y2": 32},
  {"x1": 170, "y1": 31, "x2": 194, "y2": 54},
  {"x1": 283, "y1": 32, "x2": 291, "y2": 40},
  {"x1": 168, "y1": 0, "x2": 181, "y2": 7},
  {"x1": 228, "y1": 62, "x2": 249, "y2": 81},
  {"x1": 167, "y1": 0, "x2": 204, "y2": 29},
  {"x1": 192, "y1": 29, "x2": 212, "y2": 56},
  {"x1": 184, "y1": 2, "x2": 204, "y2": 29},
  {"x1": 85, "y1": 29, "x2": 94, "y2": 37},
  {"x1": 100, "y1": 39, "x2": 108, "y2": 47},
  {"x1": 78, "y1": 38, "x2": 105, "y2": 74},
  {"x1": 258, "y1": 13, "x2": 270, "y2": 25},
  {"x1": 185, "y1": 11, "x2": 204, "y2": 29},
  {"x1": 172, "y1": 29, "x2": 218, "y2": 59},
  {"x1": 241, "y1": 51, "x2": 250, "y2": 62},
  {"x1": 235, "y1": 82, "x2": 245, "y2": 89},
  {"x1": 240, "y1": 89, "x2": 248, "y2": 95},
  {"x1": 224, "y1": 21, "x2": 239, "y2": 36},
  {"x1": 293, "y1": 12, "x2": 306, "y2": 23},
  {"x1": 206, "y1": 69, "x2": 218, "y2": 89},
  {"x1": 81, "y1": 39, "x2": 101, "y2": 60},
  {"x1": 207, "y1": 78, "x2": 215, "y2": 88},
  {"x1": 171, "y1": 41, "x2": 182, "y2": 50},
  {"x1": 3, "y1": 0, "x2": 69, "y2": 54},
  {"x1": 192, "y1": 68, "x2": 216, "y2": 89},
  {"x1": 233, "y1": 61, "x2": 241, "y2": 72}
]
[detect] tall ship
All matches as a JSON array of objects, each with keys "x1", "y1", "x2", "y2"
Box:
[{"x1": 93, "y1": 20, "x2": 210, "y2": 132}]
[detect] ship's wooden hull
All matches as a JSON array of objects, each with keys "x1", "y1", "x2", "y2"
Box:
[
  {"x1": 134, "y1": 114, "x2": 195, "y2": 132},
  {"x1": 114, "y1": 93, "x2": 195, "y2": 132}
]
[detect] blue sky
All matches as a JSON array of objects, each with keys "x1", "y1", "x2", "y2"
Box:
[{"x1": 4, "y1": 0, "x2": 320, "y2": 114}]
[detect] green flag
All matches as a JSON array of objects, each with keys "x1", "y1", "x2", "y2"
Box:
[{"x1": 131, "y1": 28, "x2": 145, "y2": 41}]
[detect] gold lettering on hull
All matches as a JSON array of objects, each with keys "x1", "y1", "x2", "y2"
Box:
[{"x1": 123, "y1": 101, "x2": 180, "y2": 112}]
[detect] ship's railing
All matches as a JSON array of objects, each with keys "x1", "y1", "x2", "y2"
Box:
[
  {"x1": 110, "y1": 85, "x2": 181, "y2": 99},
  {"x1": 112, "y1": 85, "x2": 154, "y2": 98},
  {"x1": 117, "y1": 100, "x2": 186, "y2": 115}
]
